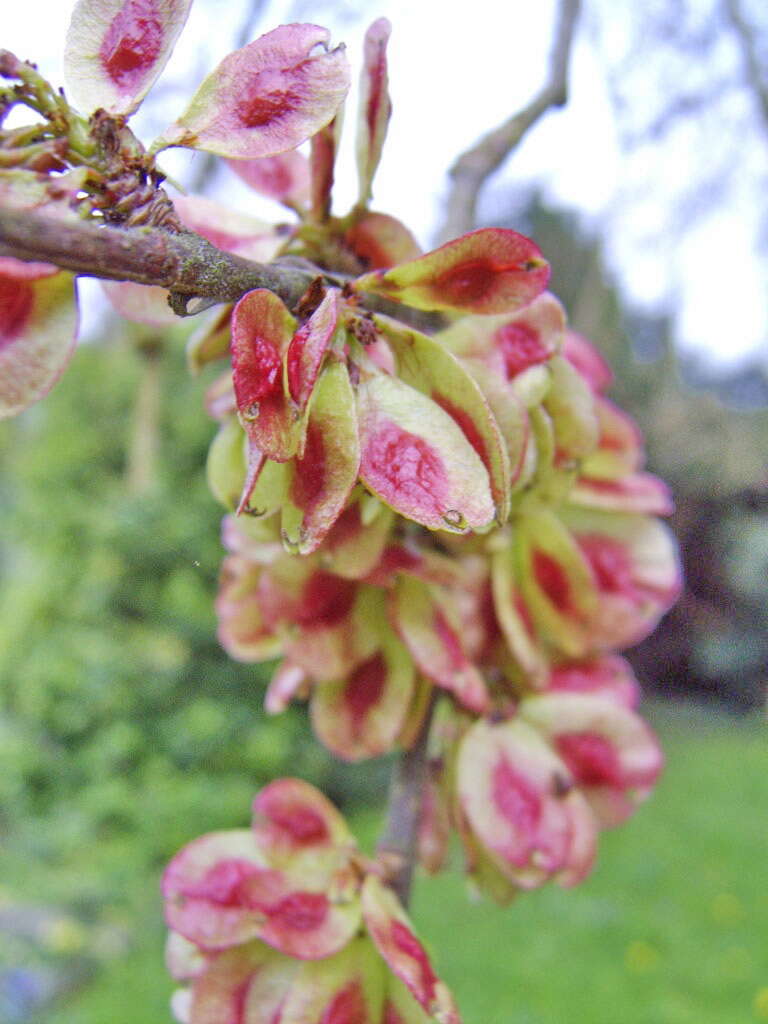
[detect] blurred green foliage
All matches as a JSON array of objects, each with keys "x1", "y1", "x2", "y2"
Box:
[{"x1": 0, "y1": 331, "x2": 340, "y2": 911}]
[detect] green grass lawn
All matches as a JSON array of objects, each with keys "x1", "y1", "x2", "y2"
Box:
[{"x1": 42, "y1": 702, "x2": 767, "y2": 1024}]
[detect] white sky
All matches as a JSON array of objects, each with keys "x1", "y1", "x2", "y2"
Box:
[{"x1": 5, "y1": 0, "x2": 767, "y2": 368}]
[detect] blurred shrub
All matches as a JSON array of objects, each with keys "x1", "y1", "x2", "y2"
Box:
[{"x1": 0, "y1": 332, "x2": 336, "y2": 908}]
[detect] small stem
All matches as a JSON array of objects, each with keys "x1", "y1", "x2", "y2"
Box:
[
  {"x1": 377, "y1": 696, "x2": 435, "y2": 907},
  {"x1": 0, "y1": 50, "x2": 67, "y2": 127},
  {"x1": 0, "y1": 142, "x2": 60, "y2": 168}
]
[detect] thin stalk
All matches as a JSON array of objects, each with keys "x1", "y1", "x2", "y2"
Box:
[{"x1": 376, "y1": 697, "x2": 435, "y2": 907}]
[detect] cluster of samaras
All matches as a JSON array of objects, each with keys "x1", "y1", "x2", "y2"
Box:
[
  {"x1": 213, "y1": 301, "x2": 680, "y2": 880},
  {"x1": 164, "y1": 778, "x2": 462, "y2": 1023},
  {"x1": 183, "y1": 283, "x2": 680, "y2": 1024},
  {"x1": 0, "y1": 2, "x2": 681, "y2": 1021}
]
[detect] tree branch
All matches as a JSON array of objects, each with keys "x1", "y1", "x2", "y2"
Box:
[
  {"x1": 437, "y1": 0, "x2": 581, "y2": 243},
  {"x1": 0, "y1": 207, "x2": 320, "y2": 313},
  {"x1": 376, "y1": 697, "x2": 435, "y2": 907},
  {"x1": 0, "y1": 206, "x2": 451, "y2": 330},
  {"x1": 724, "y1": 0, "x2": 768, "y2": 138}
]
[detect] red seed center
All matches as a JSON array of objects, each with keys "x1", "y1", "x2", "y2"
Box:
[
  {"x1": 579, "y1": 535, "x2": 635, "y2": 595},
  {"x1": 495, "y1": 321, "x2": 550, "y2": 378},
  {"x1": 532, "y1": 549, "x2": 573, "y2": 613},
  {"x1": 556, "y1": 732, "x2": 624, "y2": 787},
  {"x1": 0, "y1": 277, "x2": 34, "y2": 348},
  {"x1": 346, "y1": 652, "x2": 387, "y2": 733},
  {"x1": 434, "y1": 257, "x2": 498, "y2": 305},
  {"x1": 298, "y1": 572, "x2": 356, "y2": 626},
  {"x1": 492, "y1": 756, "x2": 542, "y2": 835},
  {"x1": 272, "y1": 891, "x2": 327, "y2": 931},
  {"x1": 188, "y1": 858, "x2": 263, "y2": 907},
  {"x1": 235, "y1": 333, "x2": 282, "y2": 407},
  {"x1": 266, "y1": 803, "x2": 329, "y2": 844},
  {"x1": 100, "y1": 0, "x2": 163, "y2": 89},
  {"x1": 365, "y1": 422, "x2": 446, "y2": 510},
  {"x1": 237, "y1": 70, "x2": 300, "y2": 128},
  {"x1": 320, "y1": 981, "x2": 367, "y2": 1024}
]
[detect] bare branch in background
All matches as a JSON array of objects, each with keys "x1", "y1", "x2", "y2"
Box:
[
  {"x1": 723, "y1": 0, "x2": 768, "y2": 138},
  {"x1": 437, "y1": 0, "x2": 581, "y2": 243},
  {"x1": 623, "y1": 79, "x2": 735, "y2": 146}
]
